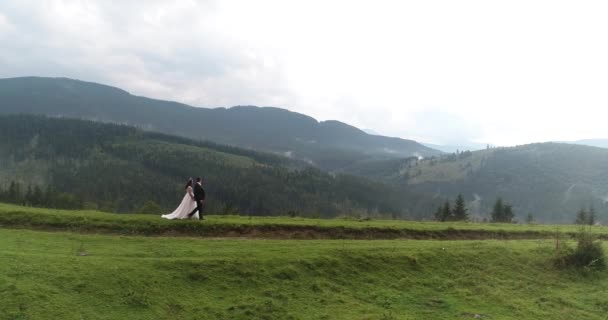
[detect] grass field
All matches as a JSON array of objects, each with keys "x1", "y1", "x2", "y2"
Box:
[
  {"x1": 1, "y1": 203, "x2": 607, "y2": 240},
  {"x1": 2, "y1": 203, "x2": 607, "y2": 319},
  {"x1": 2, "y1": 228, "x2": 607, "y2": 319}
]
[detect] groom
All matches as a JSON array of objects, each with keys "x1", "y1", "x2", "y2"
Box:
[{"x1": 188, "y1": 177, "x2": 205, "y2": 220}]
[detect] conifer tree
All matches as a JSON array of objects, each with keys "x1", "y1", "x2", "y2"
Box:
[
  {"x1": 503, "y1": 204, "x2": 514, "y2": 223},
  {"x1": 24, "y1": 185, "x2": 34, "y2": 206},
  {"x1": 575, "y1": 208, "x2": 589, "y2": 225},
  {"x1": 490, "y1": 198, "x2": 504, "y2": 222},
  {"x1": 452, "y1": 194, "x2": 468, "y2": 221},
  {"x1": 526, "y1": 213, "x2": 534, "y2": 224},
  {"x1": 588, "y1": 206, "x2": 596, "y2": 226},
  {"x1": 441, "y1": 200, "x2": 452, "y2": 221},
  {"x1": 7, "y1": 181, "x2": 22, "y2": 204},
  {"x1": 434, "y1": 205, "x2": 444, "y2": 222},
  {"x1": 44, "y1": 185, "x2": 56, "y2": 208},
  {"x1": 32, "y1": 186, "x2": 44, "y2": 207}
]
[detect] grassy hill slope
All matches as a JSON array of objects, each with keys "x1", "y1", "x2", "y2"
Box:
[
  {"x1": 2, "y1": 227, "x2": 607, "y2": 319},
  {"x1": 400, "y1": 144, "x2": 608, "y2": 223}
]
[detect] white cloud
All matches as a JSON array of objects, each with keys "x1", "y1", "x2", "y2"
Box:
[
  {"x1": 0, "y1": 12, "x2": 11, "y2": 32},
  {"x1": 1, "y1": 0, "x2": 608, "y2": 145}
]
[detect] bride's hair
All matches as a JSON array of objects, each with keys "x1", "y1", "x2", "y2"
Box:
[{"x1": 185, "y1": 178, "x2": 193, "y2": 189}]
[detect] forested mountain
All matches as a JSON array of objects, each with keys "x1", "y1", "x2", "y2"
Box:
[
  {"x1": 0, "y1": 115, "x2": 438, "y2": 217},
  {"x1": 4, "y1": 77, "x2": 606, "y2": 223},
  {"x1": 397, "y1": 144, "x2": 608, "y2": 223},
  {"x1": 0, "y1": 77, "x2": 440, "y2": 170}
]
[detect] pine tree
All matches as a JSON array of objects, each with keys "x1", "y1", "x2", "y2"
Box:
[
  {"x1": 434, "y1": 205, "x2": 444, "y2": 222},
  {"x1": 32, "y1": 185, "x2": 44, "y2": 207},
  {"x1": 452, "y1": 194, "x2": 468, "y2": 221},
  {"x1": 7, "y1": 181, "x2": 22, "y2": 204},
  {"x1": 434, "y1": 200, "x2": 452, "y2": 222},
  {"x1": 490, "y1": 198, "x2": 504, "y2": 222},
  {"x1": 588, "y1": 206, "x2": 596, "y2": 226},
  {"x1": 575, "y1": 208, "x2": 589, "y2": 225},
  {"x1": 44, "y1": 184, "x2": 56, "y2": 208},
  {"x1": 526, "y1": 213, "x2": 534, "y2": 224},
  {"x1": 24, "y1": 185, "x2": 34, "y2": 206},
  {"x1": 503, "y1": 204, "x2": 514, "y2": 223},
  {"x1": 441, "y1": 200, "x2": 452, "y2": 221}
]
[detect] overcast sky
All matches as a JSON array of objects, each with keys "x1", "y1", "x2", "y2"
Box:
[{"x1": 1, "y1": 1, "x2": 607, "y2": 146}]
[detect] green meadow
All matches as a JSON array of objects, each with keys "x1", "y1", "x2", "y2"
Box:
[{"x1": 1, "y1": 203, "x2": 607, "y2": 319}]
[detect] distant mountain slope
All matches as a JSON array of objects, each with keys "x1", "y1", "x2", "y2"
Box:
[
  {"x1": 422, "y1": 142, "x2": 487, "y2": 153},
  {"x1": 400, "y1": 143, "x2": 608, "y2": 223},
  {"x1": 572, "y1": 139, "x2": 608, "y2": 149},
  {"x1": 0, "y1": 77, "x2": 440, "y2": 170},
  {"x1": 0, "y1": 114, "x2": 436, "y2": 217}
]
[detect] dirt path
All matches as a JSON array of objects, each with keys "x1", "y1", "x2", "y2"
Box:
[{"x1": 0, "y1": 222, "x2": 585, "y2": 241}]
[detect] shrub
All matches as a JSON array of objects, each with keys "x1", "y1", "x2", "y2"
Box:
[
  {"x1": 83, "y1": 202, "x2": 98, "y2": 210},
  {"x1": 137, "y1": 201, "x2": 163, "y2": 215},
  {"x1": 555, "y1": 227, "x2": 605, "y2": 271}
]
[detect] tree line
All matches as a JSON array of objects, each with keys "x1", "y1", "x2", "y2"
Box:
[
  {"x1": 434, "y1": 194, "x2": 469, "y2": 221},
  {"x1": 0, "y1": 181, "x2": 82, "y2": 209},
  {"x1": 434, "y1": 195, "x2": 516, "y2": 223},
  {"x1": 574, "y1": 206, "x2": 596, "y2": 225}
]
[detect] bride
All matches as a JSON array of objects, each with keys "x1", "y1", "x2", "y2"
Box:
[{"x1": 162, "y1": 178, "x2": 198, "y2": 220}]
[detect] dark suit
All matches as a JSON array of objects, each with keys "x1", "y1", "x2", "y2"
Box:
[{"x1": 188, "y1": 183, "x2": 205, "y2": 219}]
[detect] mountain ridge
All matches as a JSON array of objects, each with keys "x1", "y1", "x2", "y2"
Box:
[
  {"x1": 0, "y1": 76, "x2": 440, "y2": 170},
  {"x1": 571, "y1": 139, "x2": 608, "y2": 149}
]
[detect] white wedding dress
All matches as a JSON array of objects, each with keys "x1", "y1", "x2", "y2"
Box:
[{"x1": 162, "y1": 186, "x2": 198, "y2": 220}]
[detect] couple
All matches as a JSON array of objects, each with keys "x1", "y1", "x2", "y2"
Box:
[{"x1": 162, "y1": 177, "x2": 205, "y2": 220}]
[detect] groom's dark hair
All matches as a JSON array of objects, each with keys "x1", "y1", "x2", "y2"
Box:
[{"x1": 196, "y1": 177, "x2": 202, "y2": 182}]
